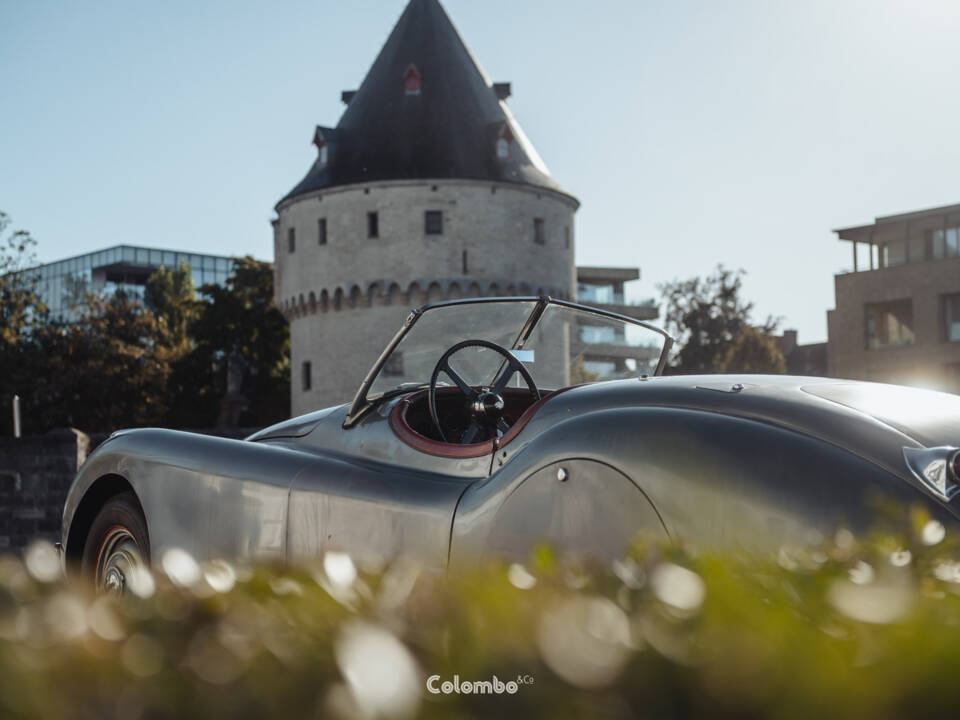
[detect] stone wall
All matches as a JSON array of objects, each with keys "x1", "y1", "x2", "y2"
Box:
[{"x1": 0, "y1": 429, "x2": 89, "y2": 552}]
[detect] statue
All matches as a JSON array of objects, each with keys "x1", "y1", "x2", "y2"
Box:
[{"x1": 218, "y1": 343, "x2": 250, "y2": 428}]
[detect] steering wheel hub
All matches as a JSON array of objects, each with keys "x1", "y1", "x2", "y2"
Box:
[{"x1": 471, "y1": 390, "x2": 505, "y2": 421}]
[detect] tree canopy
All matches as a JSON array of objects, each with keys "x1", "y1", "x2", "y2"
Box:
[
  {"x1": 658, "y1": 266, "x2": 785, "y2": 375},
  {"x1": 0, "y1": 212, "x2": 289, "y2": 435}
]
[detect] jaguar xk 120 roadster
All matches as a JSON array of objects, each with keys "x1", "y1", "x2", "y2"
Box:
[{"x1": 61, "y1": 297, "x2": 960, "y2": 591}]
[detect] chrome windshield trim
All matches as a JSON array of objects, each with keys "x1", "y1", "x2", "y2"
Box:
[{"x1": 343, "y1": 296, "x2": 676, "y2": 428}]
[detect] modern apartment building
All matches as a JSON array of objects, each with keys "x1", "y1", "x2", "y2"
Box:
[
  {"x1": 575, "y1": 266, "x2": 660, "y2": 377},
  {"x1": 827, "y1": 202, "x2": 960, "y2": 392},
  {"x1": 26, "y1": 245, "x2": 236, "y2": 321}
]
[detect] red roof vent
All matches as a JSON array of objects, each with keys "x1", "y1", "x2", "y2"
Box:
[{"x1": 403, "y1": 63, "x2": 421, "y2": 95}]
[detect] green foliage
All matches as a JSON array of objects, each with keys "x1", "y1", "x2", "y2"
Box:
[
  {"x1": 26, "y1": 291, "x2": 176, "y2": 431},
  {"x1": 568, "y1": 355, "x2": 600, "y2": 384},
  {"x1": 719, "y1": 325, "x2": 787, "y2": 374},
  {"x1": 0, "y1": 212, "x2": 45, "y2": 344},
  {"x1": 658, "y1": 266, "x2": 781, "y2": 375},
  {"x1": 6, "y1": 517, "x2": 960, "y2": 719},
  {"x1": 0, "y1": 215, "x2": 289, "y2": 433},
  {"x1": 166, "y1": 256, "x2": 290, "y2": 428},
  {"x1": 0, "y1": 213, "x2": 48, "y2": 434},
  {"x1": 144, "y1": 262, "x2": 197, "y2": 349}
]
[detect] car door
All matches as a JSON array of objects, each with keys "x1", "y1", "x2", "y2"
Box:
[{"x1": 284, "y1": 404, "x2": 490, "y2": 569}]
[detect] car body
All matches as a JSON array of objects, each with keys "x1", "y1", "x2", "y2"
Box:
[{"x1": 62, "y1": 297, "x2": 960, "y2": 584}]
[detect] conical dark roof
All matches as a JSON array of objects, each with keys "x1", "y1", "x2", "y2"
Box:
[{"x1": 279, "y1": 0, "x2": 572, "y2": 206}]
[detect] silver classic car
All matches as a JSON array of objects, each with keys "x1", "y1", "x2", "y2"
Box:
[{"x1": 61, "y1": 297, "x2": 960, "y2": 592}]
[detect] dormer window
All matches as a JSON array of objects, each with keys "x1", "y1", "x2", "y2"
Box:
[
  {"x1": 496, "y1": 124, "x2": 514, "y2": 159},
  {"x1": 403, "y1": 64, "x2": 421, "y2": 95},
  {"x1": 313, "y1": 127, "x2": 329, "y2": 167}
]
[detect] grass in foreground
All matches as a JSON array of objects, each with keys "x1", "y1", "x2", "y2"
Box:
[{"x1": 3, "y1": 510, "x2": 960, "y2": 719}]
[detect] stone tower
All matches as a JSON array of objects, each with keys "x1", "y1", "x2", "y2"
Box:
[{"x1": 274, "y1": 0, "x2": 580, "y2": 415}]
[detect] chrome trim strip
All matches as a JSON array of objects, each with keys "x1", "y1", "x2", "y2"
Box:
[{"x1": 903, "y1": 445, "x2": 960, "y2": 502}]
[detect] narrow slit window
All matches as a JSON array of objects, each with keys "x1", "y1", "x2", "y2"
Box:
[
  {"x1": 534, "y1": 218, "x2": 545, "y2": 245},
  {"x1": 288, "y1": 228, "x2": 296, "y2": 253},
  {"x1": 319, "y1": 218, "x2": 327, "y2": 245},
  {"x1": 367, "y1": 211, "x2": 379, "y2": 238},
  {"x1": 462, "y1": 250, "x2": 468, "y2": 275},
  {"x1": 302, "y1": 361, "x2": 312, "y2": 391},
  {"x1": 425, "y1": 210, "x2": 443, "y2": 235}
]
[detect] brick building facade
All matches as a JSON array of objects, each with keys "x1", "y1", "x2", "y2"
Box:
[{"x1": 828, "y1": 202, "x2": 960, "y2": 391}]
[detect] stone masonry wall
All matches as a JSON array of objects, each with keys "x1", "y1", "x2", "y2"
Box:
[
  {"x1": 0, "y1": 429, "x2": 89, "y2": 552},
  {"x1": 275, "y1": 179, "x2": 579, "y2": 413}
]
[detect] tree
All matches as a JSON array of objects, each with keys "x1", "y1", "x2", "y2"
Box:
[
  {"x1": 658, "y1": 266, "x2": 782, "y2": 374},
  {"x1": 3, "y1": 230, "x2": 289, "y2": 434},
  {"x1": 718, "y1": 326, "x2": 787, "y2": 374},
  {"x1": 0, "y1": 212, "x2": 48, "y2": 434},
  {"x1": 0, "y1": 211, "x2": 45, "y2": 344},
  {"x1": 144, "y1": 262, "x2": 197, "y2": 349},
  {"x1": 166, "y1": 257, "x2": 289, "y2": 428},
  {"x1": 27, "y1": 291, "x2": 175, "y2": 432}
]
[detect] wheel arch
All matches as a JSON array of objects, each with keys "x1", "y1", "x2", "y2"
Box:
[{"x1": 65, "y1": 474, "x2": 146, "y2": 565}]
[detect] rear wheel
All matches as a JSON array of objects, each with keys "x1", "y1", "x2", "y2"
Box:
[{"x1": 81, "y1": 491, "x2": 150, "y2": 594}]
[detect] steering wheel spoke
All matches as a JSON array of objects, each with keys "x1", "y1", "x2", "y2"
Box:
[
  {"x1": 429, "y1": 339, "x2": 541, "y2": 445},
  {"x1": 461, "y1": 420, "x2": 482, "y2": 445},
  {"x1": 492, "y1": 359, "x2": 520, "y2": 394},
  {"x1": 441, "y1": 361, "x2": 477, "y2": 399}
]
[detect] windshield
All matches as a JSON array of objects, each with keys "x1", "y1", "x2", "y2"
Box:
[{"x1": 351, "y1": 298, "x2": 672, "y2": 424}]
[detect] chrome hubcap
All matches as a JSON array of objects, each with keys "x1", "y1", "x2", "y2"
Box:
[{"x1": 96, "y1": 528, "x2": 143, "y2": 596}]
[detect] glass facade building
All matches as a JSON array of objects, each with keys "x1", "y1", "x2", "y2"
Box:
[{"x1": 28, "y1": 245, "x2": 236, "y2": 321}]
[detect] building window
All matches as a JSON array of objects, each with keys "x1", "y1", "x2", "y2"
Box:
[
  {"x1": 367, "y1": 211, "x2": 379, "y2": 238},
  {"x1": 882, "y1": 239, "x2": 905, "y2": 267},
  {"x1": 942, "y1": 293, "x2": 960, "y2": 342},
  {"x1": 403, "y1": 64, "x2": 421, "y2": 95},
  {"x1": 534, "y1": 218, "x2": 545, "y2": 245},
  {"x1": 462, "y1": 250, "x2": 468, "y2": 275},
  {"x1": 865, "y1": 299, "x2": 914, "y2": 349},
  {"x1": 319, "y1": 218, "x2": 327, "y2": 245},
  {"x1": 288, "y1": 228, "x2": 296, "y2": 253},
  {"x1": 302, "y1": 361, "x2": 312, "y2": 391},
  {"x1": 564, "y1": 225, "x2": 570, "y2": 249},
  {"x1": 383, "y1": 351, "x2": 404, "y2": 377},
  {"x1": 931, "y1": 226, "x2": 960, "y2": 260},
  {"x1": 425, "y1": 210, "x2": 443, "y2": 235}
]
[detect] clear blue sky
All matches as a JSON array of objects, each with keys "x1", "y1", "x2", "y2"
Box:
[{"x1": 3, "y1": 0, "x2": 959, "y2": 343}]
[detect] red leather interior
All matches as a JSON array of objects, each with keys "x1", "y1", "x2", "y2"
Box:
[{"x1": 389, "y1": 386, "x2": 568, "y2": 458}]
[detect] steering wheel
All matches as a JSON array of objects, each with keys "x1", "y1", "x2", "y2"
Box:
[{"x1": 428, "y1": 339, "x2": 540, "y2": 444}]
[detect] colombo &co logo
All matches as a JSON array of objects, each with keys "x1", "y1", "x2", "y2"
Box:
[{"x1": 426, "y1": 674, "x2": 535, "y2": 695}]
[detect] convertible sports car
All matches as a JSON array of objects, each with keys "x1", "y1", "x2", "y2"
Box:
[{"x1": 61, "y1": 297, "x2": 960, "y2": 592}]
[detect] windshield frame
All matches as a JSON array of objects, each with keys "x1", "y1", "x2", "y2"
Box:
[{"x1": 343, "y1": 296, "x2": 675, "y2": 428}]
